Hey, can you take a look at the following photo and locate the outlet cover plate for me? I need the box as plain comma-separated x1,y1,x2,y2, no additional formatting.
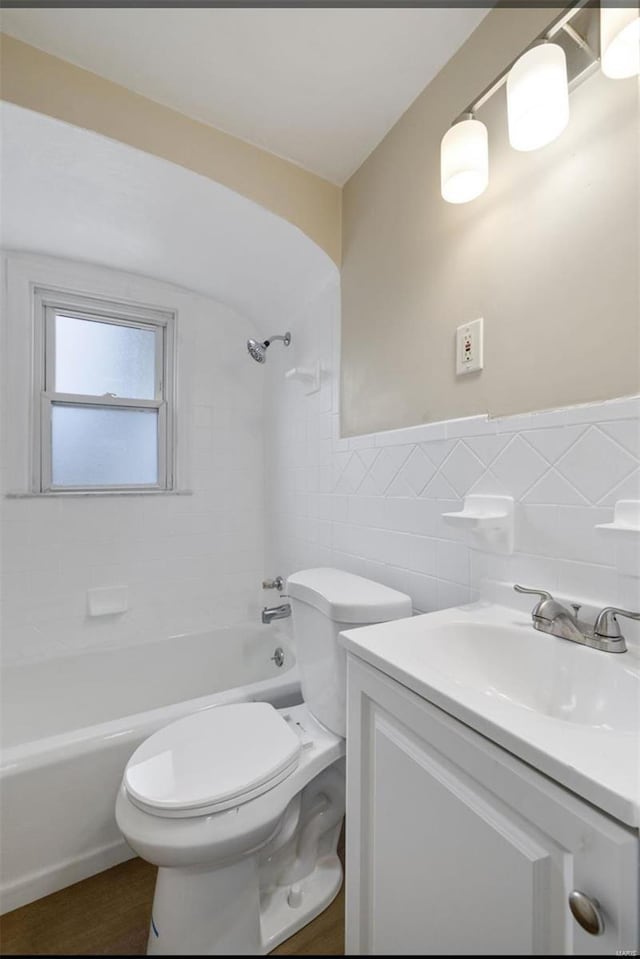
456,317,483,375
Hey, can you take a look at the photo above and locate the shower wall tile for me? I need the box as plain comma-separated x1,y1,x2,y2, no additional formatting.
265,278,640,641
1,254,265,665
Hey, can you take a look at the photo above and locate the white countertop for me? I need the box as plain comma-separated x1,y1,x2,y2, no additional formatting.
340,601,640,828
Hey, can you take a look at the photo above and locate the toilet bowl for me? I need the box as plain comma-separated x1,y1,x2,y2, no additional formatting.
116,568,411,955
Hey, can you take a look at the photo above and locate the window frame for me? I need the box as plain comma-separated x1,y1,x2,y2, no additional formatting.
33,287,176,494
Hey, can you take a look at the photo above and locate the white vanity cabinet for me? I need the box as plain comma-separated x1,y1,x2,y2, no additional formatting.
345,655,639,956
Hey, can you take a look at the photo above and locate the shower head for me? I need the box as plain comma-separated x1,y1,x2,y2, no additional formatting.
247,338,267,363
247,331,291,363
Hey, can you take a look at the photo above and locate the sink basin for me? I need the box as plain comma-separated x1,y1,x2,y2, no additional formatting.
413,621,639,733
340,601,640,826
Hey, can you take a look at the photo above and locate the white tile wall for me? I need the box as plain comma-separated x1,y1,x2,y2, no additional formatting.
265,277,640,643
2,258,638,666
0,254,266,665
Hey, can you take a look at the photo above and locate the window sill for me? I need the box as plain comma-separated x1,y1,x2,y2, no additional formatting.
5,489,193,499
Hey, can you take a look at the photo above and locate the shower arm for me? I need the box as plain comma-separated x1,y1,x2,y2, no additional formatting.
264,332,291,347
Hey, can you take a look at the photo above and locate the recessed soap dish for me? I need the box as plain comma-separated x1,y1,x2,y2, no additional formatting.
443,494,514,553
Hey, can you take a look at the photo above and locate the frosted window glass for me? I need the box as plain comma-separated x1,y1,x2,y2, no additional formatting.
55,315,156,399
51,406,158,487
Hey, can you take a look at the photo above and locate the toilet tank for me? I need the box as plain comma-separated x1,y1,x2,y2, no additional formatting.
287,568,412,736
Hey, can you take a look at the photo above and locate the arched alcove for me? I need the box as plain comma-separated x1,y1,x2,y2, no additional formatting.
1,102,338,331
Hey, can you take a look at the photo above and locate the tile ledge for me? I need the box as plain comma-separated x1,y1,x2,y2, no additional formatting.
351,395,640,449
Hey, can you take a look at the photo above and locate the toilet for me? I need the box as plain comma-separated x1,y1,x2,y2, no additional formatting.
115,568,411,955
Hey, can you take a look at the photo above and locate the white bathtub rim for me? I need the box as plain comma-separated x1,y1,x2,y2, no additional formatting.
1,662,300,776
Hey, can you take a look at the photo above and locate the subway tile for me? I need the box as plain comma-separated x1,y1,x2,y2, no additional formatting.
436,580,471,610
402,570,439,613
409,536,438,576
555,560,618,607
613,534,640,578
515,504,561,557
509,553,558,592
375,529,414,568
348,495,386,529
436,540,470,585
384,496,440,536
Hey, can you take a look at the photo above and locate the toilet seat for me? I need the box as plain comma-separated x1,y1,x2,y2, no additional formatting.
124,702,302,819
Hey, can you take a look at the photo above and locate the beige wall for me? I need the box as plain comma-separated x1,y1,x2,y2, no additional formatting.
0,33,341,265
341,7,640,435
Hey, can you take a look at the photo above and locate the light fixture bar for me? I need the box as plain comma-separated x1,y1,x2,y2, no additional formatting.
455,0,596,124
545,0,594,41
560,21,597,60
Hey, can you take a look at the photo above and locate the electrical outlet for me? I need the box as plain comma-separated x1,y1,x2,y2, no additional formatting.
456,317,484,375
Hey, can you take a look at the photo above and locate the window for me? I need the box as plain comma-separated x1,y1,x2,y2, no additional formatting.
34,288,176,492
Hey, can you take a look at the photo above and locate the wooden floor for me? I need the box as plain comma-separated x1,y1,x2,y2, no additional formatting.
0,855,344,956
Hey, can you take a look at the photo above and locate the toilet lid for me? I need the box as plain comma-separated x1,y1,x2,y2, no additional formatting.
124,702,301,817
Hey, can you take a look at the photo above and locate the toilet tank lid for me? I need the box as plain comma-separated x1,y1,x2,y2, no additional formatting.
287,568,412,624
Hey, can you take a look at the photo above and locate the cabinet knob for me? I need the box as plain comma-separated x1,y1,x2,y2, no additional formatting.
568,890,605,936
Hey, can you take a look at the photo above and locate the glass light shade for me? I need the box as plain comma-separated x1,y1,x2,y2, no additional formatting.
601,4,640,79
507,43,569,152
440,118,489,204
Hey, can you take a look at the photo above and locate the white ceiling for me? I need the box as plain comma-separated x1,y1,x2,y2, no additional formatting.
0,6,489,184
0,103,336,328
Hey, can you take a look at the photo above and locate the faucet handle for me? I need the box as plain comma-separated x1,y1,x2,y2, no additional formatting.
513,584,556,620
594,606,640,640
262,576,285,591
514,584,553,601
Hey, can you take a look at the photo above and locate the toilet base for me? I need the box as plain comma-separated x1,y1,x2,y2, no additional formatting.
146,849,343,956
260,852,343,954
145,759,345,956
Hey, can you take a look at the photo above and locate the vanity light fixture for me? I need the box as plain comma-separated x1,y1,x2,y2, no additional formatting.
506,43,570,151
440,114,489,203
600,2,640,78
441,0,634,204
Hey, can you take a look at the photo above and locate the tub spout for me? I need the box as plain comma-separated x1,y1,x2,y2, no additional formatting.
262,603,291,625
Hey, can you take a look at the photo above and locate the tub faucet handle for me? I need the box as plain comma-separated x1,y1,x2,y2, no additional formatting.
262,576,284,591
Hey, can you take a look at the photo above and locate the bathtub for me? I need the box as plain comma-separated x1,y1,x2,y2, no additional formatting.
0,624,300,914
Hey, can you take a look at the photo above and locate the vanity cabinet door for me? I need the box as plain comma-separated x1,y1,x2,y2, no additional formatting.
345,656,639,956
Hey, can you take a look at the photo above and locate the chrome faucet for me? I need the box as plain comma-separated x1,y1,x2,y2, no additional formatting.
262,603,291,625
514,585,639,653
